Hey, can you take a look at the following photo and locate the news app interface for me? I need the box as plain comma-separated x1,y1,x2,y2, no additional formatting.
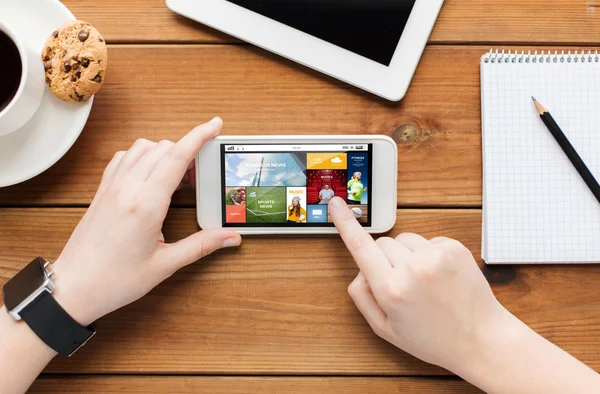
221,143,372,227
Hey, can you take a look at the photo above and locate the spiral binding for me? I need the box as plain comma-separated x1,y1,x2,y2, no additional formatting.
482,49,600,64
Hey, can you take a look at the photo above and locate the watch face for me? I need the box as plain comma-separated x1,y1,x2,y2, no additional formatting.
2,258,47,311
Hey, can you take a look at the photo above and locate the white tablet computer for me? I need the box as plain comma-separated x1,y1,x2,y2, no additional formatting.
166,0,444,101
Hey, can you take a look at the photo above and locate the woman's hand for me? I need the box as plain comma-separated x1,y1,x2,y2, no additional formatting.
328,197,508,376
51,118,242,326
330,196,600,393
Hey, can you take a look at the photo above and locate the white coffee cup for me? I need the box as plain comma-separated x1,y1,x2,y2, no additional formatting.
0,21,45,136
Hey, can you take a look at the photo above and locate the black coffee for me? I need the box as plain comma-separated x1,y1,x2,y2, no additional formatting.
0,30,22,113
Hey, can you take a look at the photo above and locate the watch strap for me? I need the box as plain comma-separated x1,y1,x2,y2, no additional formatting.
19,290,96,356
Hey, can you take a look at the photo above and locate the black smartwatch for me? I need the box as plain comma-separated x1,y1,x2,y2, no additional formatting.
2,257,96,356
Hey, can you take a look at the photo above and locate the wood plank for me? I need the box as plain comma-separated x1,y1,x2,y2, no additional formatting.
28,376,481,393
62,0,600,44
0,44,487,207
62,0,233,44
434,0,600,45
2,208,600,374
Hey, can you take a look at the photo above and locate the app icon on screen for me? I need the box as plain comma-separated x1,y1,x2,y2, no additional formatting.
245,187,287,223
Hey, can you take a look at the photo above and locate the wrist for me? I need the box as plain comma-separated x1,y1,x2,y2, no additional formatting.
454,306,530,388
0,305,57,393
51,258,98,327
0,305,57,357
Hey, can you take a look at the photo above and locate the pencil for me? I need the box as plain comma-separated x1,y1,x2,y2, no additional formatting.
532,97,600,204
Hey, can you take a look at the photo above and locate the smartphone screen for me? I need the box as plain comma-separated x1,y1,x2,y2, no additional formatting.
221,143,373,227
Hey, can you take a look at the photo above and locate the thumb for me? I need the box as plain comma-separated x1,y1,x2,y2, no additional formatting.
159,228,242,273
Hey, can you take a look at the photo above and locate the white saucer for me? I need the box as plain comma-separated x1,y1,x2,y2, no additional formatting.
0,0,93,187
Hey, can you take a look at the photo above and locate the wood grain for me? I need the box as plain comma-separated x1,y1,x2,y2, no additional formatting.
28,376,480,393
2,208,600,374
62,0,600,45
6,0,599,391
0,44,486,207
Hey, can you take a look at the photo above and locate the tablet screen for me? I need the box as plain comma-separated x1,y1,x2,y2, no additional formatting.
221,143,372,227
226,0,417,66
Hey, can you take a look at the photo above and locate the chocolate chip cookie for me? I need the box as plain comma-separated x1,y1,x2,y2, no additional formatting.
41,20,107,103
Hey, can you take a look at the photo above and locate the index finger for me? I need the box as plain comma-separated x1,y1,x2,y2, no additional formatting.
150,117,223,193
329,197,392,283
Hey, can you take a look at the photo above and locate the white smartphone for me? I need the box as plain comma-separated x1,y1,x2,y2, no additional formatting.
196,135,398,235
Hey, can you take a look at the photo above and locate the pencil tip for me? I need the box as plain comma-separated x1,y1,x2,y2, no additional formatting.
531,96,536,101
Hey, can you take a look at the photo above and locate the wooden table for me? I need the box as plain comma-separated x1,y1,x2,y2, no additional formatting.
1,1,600,392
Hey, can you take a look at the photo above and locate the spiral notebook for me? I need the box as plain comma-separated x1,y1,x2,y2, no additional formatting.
481,49,600,264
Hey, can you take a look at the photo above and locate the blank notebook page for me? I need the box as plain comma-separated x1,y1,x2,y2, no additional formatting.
481,51,600,264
